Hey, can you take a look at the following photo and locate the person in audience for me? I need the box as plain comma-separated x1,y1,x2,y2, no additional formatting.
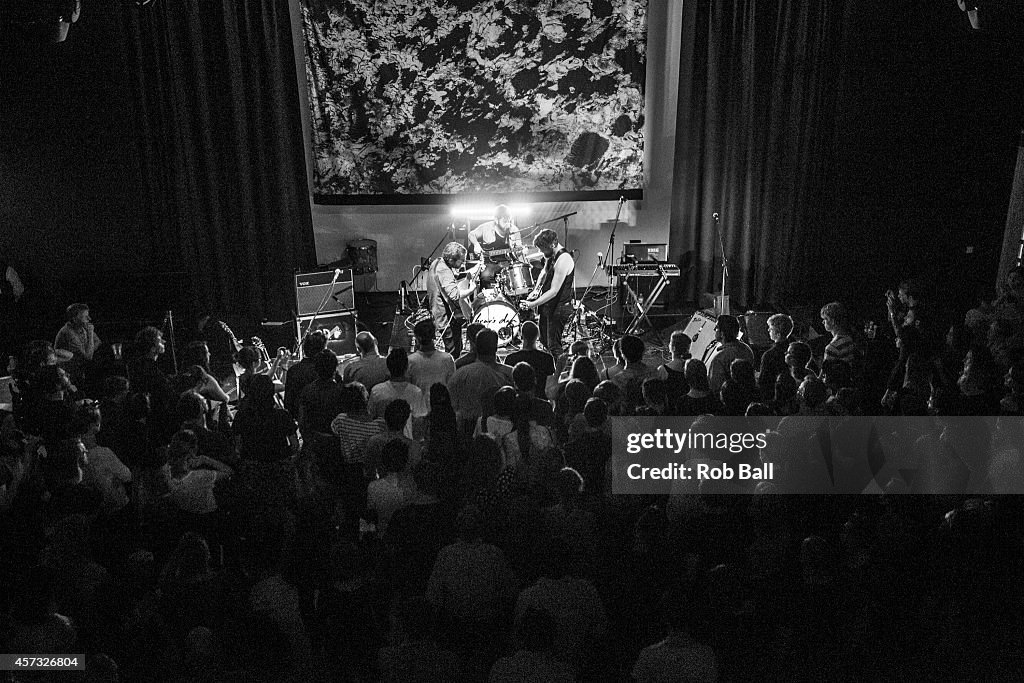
707,315,754,396
501,392,555,474
455,322,486,369
330,382,385,524
366,398,421,478
166,428,233,515
506,320,557,395
785,340,814,382
128,326,174,436
719,380,750,416
448,328,513,434
511,362,555,426
957,344,1001,415
369,347,426,438
490,607,574,682
821,301,859,366
797,376,829,416
593,380,623,416
175,391,233,466
562,398,612,495
54,303,101,371
476,385,517,440
384,460,449,594
887,278,927,338
407,319,456,406
773,370,799,416
194,310,239,382
758,313,794,398
426,504,517,642
174,363,231,408
611,334,657,413
298,349,344,436
631,587,718,683
729,357,760,406
820,358,853,398
75,401,131,516
233,375,298,462
366,440,411,536
603,338,625,381
637,377,669,416
554,379,591,441
283,330,327,417
677,359,721,415
378,597,461,682
24,364,76,441
546,354,599,401
657,330,691,400
342,331,389,391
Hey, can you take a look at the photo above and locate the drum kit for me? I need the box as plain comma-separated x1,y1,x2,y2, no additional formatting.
465,246,539,348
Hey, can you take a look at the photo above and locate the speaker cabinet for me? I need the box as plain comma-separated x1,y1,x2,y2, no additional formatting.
294,269,355,317
682,310,719,363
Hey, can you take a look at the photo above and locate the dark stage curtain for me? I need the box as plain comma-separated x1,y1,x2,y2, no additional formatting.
671,0,852,310
121,1,314,321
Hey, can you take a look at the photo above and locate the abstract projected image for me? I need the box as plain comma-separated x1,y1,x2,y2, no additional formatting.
301,0,647,201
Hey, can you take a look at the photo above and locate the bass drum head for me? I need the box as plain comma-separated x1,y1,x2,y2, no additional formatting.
472,300,520,348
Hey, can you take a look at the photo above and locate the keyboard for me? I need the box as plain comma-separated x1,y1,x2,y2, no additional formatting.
612,263,681,277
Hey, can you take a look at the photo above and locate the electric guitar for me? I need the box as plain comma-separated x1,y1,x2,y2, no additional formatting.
434,261,481,341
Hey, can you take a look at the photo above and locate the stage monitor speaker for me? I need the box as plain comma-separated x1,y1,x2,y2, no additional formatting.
682,310,719,363
295,269,355,317
296,312,357,357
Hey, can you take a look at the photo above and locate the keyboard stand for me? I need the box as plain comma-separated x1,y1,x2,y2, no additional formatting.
624,271,669,336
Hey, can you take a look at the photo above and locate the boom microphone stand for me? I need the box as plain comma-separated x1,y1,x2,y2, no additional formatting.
713,212,730,316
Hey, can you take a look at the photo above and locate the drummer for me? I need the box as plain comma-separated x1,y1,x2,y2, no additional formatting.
468,204,523,289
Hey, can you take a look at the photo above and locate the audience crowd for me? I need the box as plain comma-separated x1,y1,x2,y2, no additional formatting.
2,280,1024,681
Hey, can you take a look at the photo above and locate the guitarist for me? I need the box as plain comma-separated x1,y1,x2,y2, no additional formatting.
428,242,480,357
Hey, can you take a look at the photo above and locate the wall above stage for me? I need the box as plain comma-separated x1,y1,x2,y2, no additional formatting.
288,0,682,293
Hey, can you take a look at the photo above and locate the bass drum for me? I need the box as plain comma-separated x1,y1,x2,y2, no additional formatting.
472,291,521,348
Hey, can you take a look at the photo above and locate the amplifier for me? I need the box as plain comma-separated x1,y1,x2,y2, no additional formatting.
294,269,355,317
296,312,357,357
682,310,719,363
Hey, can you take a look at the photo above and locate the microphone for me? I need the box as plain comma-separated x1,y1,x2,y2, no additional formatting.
712,212,720,222
597,251,604,268
618,196,626,205
333,268,343,279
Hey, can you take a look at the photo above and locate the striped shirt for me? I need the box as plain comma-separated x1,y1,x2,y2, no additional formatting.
824,334,858,365
330,414,385,464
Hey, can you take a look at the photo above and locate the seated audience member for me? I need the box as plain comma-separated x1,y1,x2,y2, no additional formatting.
707,315,754,396
631,588,718,683
378,597,461,682
176,391,233,466
455,322,486,369
677,359,722,416
342,331,389,391
511,362,554,426
636,378,669,416
820,358,854,398
233,375,298,462
426,504,517,637
773,371,799,416
75,401,131,516
657,330,691,400
174,363,231,407
368,348,426,438
475,385,517,440
758,313,794,398
166,429,233,515
562,398,612,495
298,350,344,435
611,335,657,413
505,321,557,395
797,377,829,416
407,319,456,406
785,340,814,382
490,608,574,683
284,331,327,417
366,398,421,478
820,301,859,366
448,329,513,434
366,440,411,535
54,303,101,371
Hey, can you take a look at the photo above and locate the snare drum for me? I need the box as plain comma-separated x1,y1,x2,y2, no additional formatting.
500,263,535,296
472,291,521,347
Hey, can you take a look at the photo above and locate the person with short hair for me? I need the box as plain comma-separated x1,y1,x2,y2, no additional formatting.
167,428,233,515
366,439,411,535
657,330,691,408
298,350,345,435
365,398,421,479
510,361,554,426
447,328,514,434
428,242,480,357
407,319,456,406
821,302,859,366
456,322,486,369
343,331,389,391
368,348,426,438
54,303,101,365
785,341,814,382
706,315,754,396
611,334,657,414
505,321,556,396
677,359,722,416
758,313,794,398
519,229,575,354
284,331,327,417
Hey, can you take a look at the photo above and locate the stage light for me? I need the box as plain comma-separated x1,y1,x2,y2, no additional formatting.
449,204,533,220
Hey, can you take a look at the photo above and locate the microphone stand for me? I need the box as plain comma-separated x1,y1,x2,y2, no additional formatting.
713,212,730,316
411,222,458,307
605,197,625,330
296,268,342,357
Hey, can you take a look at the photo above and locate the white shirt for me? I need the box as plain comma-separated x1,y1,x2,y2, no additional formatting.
83,446,131,513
